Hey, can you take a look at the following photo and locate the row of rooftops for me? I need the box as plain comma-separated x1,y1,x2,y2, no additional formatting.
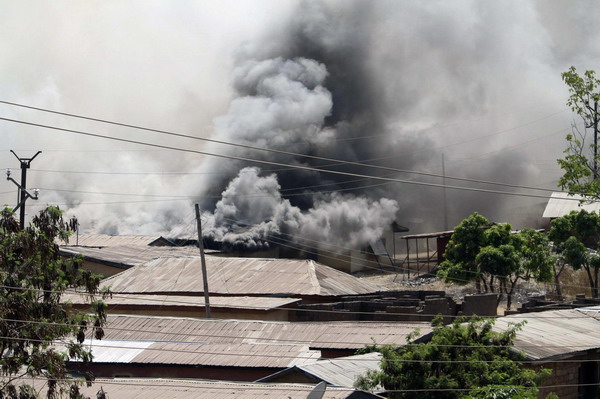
11,377,377,399
91,308,600,363
39,307,600,398
54,231,600,396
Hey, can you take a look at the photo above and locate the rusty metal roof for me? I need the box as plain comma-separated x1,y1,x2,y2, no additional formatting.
400,230,454,239
63,292,300,310
259,352,382,387
99,256,383,296
98,314,431,350
59,234,167,247
60,245,202,269
494,308,600,361
6,378,383,398
61,340,320,368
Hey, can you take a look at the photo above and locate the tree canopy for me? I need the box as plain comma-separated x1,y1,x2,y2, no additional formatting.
0,206,107,399
437,213,553,309
355,317,552,399
548,209,600,298
557,66,600,198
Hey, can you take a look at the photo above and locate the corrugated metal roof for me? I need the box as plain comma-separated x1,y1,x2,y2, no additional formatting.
260,352,382,387
60,245,201,269
97,314,431,350
542,192,600,218
99,256,382,296
59,234,165,247
494,308,600,360
57,340,153,363
5,378,383,398
400,230,454,239
63,340,320,368
62,292,300,310
296,353,382,386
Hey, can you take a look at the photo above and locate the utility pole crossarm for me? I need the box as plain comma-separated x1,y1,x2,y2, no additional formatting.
6,150,42,229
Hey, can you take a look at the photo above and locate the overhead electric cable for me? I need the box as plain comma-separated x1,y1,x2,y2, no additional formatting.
0,116,593,201
16,375,600,393
0,100,571,193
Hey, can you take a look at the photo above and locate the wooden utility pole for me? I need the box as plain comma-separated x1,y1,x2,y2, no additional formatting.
442,152,448,231
195,204,211,318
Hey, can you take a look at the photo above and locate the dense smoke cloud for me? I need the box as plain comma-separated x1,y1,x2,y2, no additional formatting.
201,167,398,250
2,1,600,245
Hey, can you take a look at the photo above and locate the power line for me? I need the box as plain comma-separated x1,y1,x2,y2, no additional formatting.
0,100,574,194
0,99,570,165
0,116,591,202
17,375,600,394
0,319,597,365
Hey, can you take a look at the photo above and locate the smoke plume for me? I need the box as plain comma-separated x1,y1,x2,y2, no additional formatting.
2,1,600,247
202,167,398,250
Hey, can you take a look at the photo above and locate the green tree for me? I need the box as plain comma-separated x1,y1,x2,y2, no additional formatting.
557,66,600,197
548,209,600,298
355,318,551,399
0,207,108,398
437,212,490,293
438,214,553,309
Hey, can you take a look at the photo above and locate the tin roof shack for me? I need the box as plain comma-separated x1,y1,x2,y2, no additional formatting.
398,230,454,276
492,308,600,399
257,352,382,387
59,245,203,277
6,378,384,399
63,293,300,321
542,192,600,228
314,240,395,275
61,339,321,381
98,256,384,304
96,314,432,359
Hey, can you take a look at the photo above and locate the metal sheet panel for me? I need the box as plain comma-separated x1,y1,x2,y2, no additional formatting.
296,352,382,387
131,342,320,367
60,245,201,268
56,339,152,363
62,293,300,310
97,314,431,350
5,378,383,399
542,192,600,218
98,256,383,296
494,308,600,360
59,234,163,247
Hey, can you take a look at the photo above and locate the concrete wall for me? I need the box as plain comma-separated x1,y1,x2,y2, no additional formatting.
461,294,498,317
316,249,381,274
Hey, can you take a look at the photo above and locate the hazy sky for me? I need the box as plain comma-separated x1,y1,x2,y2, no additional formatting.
1,0,600,240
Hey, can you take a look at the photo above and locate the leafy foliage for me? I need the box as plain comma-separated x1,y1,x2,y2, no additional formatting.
0,207,108,398
548,209,600,297
557,67,600,197
437,212,489,289
355,318,551,399
437,213,553,309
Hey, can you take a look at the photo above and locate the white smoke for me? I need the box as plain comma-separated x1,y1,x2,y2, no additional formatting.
196,56,333,193
202,167,398,250
3,1,600,238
